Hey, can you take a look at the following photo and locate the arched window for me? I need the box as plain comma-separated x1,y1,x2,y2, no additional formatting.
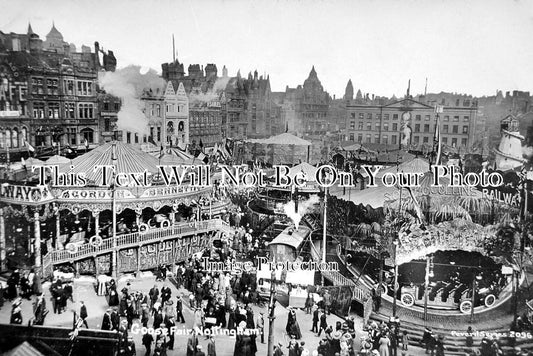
80,128,94,144
12,128,19,148
5,130,11,148
21,127,27,146
0,131,4,148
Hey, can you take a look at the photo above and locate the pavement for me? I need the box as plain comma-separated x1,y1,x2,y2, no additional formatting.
0,275,372,355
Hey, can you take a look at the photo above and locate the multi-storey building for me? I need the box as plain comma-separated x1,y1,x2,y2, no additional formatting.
0,24,117,155
189,99,222,147
274,66,331,139
162,54,276,141
140,81,189,148
345,97,478,151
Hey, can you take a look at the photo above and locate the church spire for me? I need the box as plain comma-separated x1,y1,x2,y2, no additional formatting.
27,22,34,35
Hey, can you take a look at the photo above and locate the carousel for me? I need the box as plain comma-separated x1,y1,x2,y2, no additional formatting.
337,156,526,318
0,142,233,279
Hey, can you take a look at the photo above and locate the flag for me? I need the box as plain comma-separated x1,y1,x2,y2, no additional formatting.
25,140,35,153
197,152,208,164
199,139,204,149
433,113,442,165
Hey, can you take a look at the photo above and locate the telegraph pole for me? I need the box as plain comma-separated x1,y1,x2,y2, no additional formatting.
267,268,276,356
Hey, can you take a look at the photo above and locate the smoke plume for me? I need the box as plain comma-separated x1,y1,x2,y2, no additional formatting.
523,146,533,159
189,76,231,104
98,66,166,136
283,195,320,229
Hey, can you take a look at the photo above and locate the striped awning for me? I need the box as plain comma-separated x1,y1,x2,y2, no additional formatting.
58,142,160,185
4,341,45,356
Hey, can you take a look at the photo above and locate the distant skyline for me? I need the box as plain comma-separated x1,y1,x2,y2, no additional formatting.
1,0,533,98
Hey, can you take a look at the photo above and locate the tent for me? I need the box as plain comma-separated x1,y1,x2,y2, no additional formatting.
157,147,198,165
287,162,318,182
45,155,70,166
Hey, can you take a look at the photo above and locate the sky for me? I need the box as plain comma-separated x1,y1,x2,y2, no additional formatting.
1,0,533,98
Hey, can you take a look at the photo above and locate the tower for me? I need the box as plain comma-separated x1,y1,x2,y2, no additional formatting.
344,79,354,101
163,81,189,147
494,114,526,170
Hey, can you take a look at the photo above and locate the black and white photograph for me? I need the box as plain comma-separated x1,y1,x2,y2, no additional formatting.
1,0,533,355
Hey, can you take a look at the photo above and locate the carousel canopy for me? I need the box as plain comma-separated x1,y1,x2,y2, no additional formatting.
46,155,70,165
342,143,375,153
25,157,45,166
4,341,45,356
157,147,199,166
246,133,311,146
287,162,318,182
59,142,161,184
375,157,429,179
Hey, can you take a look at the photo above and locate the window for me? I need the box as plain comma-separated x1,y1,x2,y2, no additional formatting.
156,105,161,117
114,102,120,111
464,100,470,107
104,102,109,111
382,135,388,144
456,99,460,106
443,137,448,144
414,136,420,144
135,133,139,143
358,113,364,119
423,137,429,143
350,121,355,130
393,114,398,120
452,125,458,134
366,123,372,131
366,134,371,143
150,127,154,140
32,77,44,94
46,79,59,95
76,81,93,96
462,126,468,134
443,125,448,133
461,138,467,146
65,103,75,119
68,128,77,145
391,135,397,145
376,114,382,120
48,103,60,118
150,104,154,116
415,124,420,132
351,113,356,119
64,79,74,95
392,123,398,131
11,129,19,148
415,115,421,121
157,127,161,141
349,133,354,141
444,116,449,121
384,114,390,120
374,134,379,142
383,123,389,131
33,102,45,118
5,130,11,148
375,123,380,131
126,132,131,144
358,122,363,130
425,115,430,121
104,118,111,132
453,116,459,122
78,103,94,119
451,138,457,147
463,116,469,122
81,128,94,144
424,124,430,133
357,134,363,143
367,113,372,119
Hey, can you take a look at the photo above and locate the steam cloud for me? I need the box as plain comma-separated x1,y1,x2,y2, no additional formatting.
189,76,231,104
523,146,533,159
98,65,166,136
283,195,320,229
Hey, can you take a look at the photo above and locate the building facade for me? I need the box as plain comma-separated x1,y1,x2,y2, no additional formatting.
345,98,478,151
0,24,118,156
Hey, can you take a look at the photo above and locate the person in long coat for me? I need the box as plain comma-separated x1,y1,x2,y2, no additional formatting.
379,333,391,356
233,323,254,356
101,309,112,330
187,331,198,356
228,306,237,330
108,284,119,306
